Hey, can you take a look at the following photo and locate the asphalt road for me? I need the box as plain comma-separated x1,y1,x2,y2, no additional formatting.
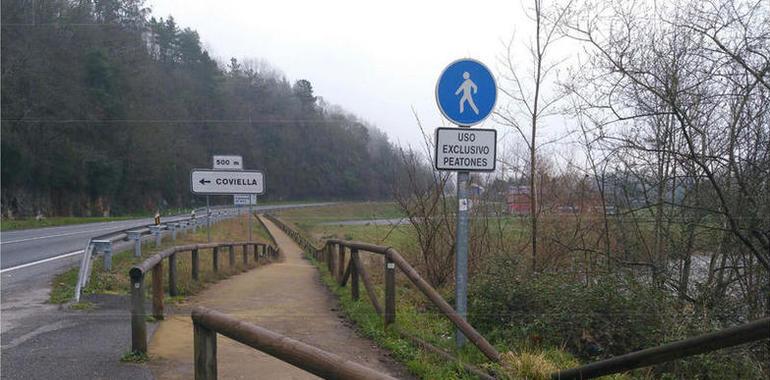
0,202,330,379
1,218,165,270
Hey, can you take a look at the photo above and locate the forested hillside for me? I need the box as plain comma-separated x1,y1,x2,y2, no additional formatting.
1,0,408,217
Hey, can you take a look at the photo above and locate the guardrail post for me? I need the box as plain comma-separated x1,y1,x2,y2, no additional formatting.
191,248,200,280
242,244,248,266
194,319,217,380
193,218,198,233
170,223,178,241
351,249,360,301
92,240,112,271
129,269,147,353
152,261,164,319
169,253,178,297
128,231,142,257
385,253,396,327
228,245,235,268
213,247,219,273
338,244,346,284
150,225,162,248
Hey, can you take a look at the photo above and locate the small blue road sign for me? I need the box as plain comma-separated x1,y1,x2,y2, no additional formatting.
436,58,497,126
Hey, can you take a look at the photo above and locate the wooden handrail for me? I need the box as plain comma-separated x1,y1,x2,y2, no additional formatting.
192,306,397,380
551,317,770,379
128,240,278,354
267,213,770,378
265,214,501,363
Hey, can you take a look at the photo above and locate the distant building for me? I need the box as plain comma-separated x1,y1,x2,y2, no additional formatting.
505,185,531,214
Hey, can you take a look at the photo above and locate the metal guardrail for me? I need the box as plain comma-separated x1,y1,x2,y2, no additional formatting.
191,306,396,380
74,208,237,302
128,240,281,353
263,214,501,364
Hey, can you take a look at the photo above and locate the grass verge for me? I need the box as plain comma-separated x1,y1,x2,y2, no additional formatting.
308,253,485,379
49,214,273,304
120,350,149,363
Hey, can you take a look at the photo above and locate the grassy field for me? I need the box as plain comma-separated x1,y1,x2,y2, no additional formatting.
277,201,403,226
50,214,273,305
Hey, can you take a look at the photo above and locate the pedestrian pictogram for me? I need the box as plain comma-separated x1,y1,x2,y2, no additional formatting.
455,72,479,114
436,59,497,126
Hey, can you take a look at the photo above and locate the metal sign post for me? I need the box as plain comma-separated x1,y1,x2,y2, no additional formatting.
436,58,497,349
248,196,254,241
455,170,470,347
206,196,211,243
233,193,256,241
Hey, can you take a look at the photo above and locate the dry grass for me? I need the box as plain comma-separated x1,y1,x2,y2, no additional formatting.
53,214,274,303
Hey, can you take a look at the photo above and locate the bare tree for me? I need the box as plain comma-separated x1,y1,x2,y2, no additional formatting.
495,0,573,272
563,0,769,318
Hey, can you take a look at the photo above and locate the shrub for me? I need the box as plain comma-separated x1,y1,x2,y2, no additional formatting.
468,253,765,378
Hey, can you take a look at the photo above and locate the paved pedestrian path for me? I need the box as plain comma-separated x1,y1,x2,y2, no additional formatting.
147,215,410,379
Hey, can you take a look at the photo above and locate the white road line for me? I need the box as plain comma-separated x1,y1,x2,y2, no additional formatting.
0,224,134,245
0,250,85,273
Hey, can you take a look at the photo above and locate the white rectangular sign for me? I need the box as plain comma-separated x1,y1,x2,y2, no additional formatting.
191,169,265,195
213,155,243,170
234,194,257,206
434,127,497,171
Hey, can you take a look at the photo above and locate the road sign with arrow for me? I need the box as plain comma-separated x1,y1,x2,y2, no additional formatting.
190,169,265,195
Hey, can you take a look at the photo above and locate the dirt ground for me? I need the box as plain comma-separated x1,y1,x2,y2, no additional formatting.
147,215,411,379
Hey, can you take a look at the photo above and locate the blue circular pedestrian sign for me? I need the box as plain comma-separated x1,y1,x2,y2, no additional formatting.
436,58,497,126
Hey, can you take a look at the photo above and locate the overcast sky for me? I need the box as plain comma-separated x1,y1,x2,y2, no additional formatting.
148,0,538,150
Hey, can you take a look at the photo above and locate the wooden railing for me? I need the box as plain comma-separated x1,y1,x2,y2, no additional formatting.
191,306,396,380
266,214,770,380
550,316,770,379
263,214,500,366
128,241,280,353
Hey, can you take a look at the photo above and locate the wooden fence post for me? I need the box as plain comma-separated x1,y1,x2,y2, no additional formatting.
213,247,219,273
338,244,346,284
192,248,200,281
229,245,235,268
152,262,164,319
194,321,218,380
353,253,383,316
385,254,396,327
129,269,147,353
169,253,178,297
351,249,360,301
